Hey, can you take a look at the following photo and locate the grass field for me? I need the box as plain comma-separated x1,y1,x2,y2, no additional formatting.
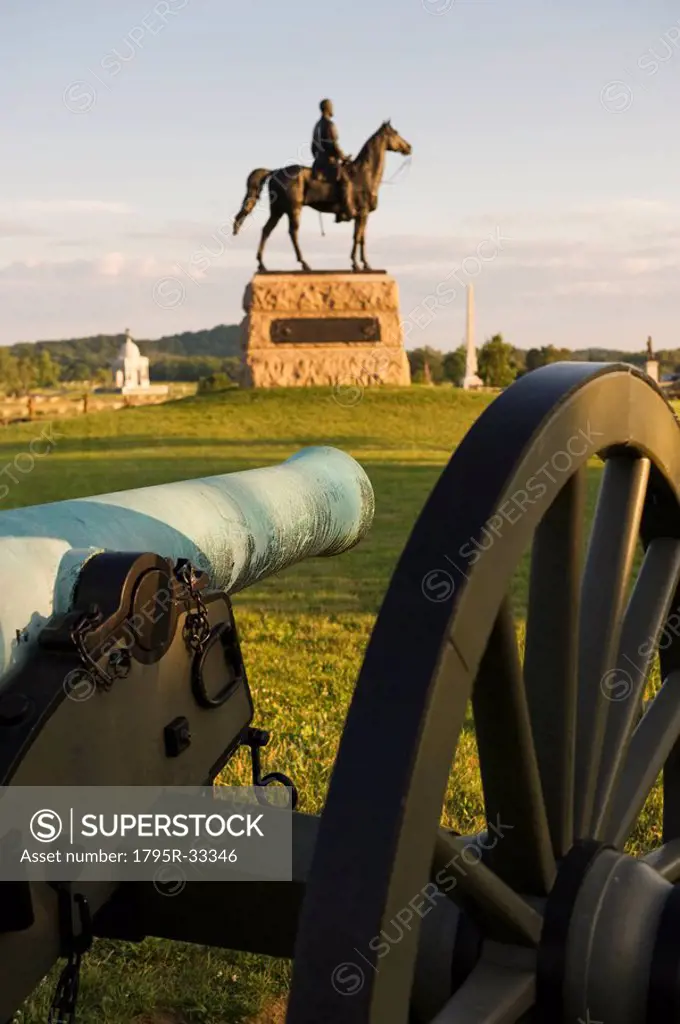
4,386,668,1023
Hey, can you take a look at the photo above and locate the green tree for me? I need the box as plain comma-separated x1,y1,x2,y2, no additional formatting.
525,345,573,372
478,334,517,388
16,357,38,395
93,366,112,386
0,349,20,395
442,346,466,385
62,360,93,383
408,347,444,383
510,346,527,376
34,350,60,388
148,356,242,382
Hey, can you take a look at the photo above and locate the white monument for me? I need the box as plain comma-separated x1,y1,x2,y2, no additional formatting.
645,336,659,383
460,284,484,390
111,329,151,392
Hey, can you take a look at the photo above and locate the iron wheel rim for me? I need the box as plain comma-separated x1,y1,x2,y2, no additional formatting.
288,363,680,1024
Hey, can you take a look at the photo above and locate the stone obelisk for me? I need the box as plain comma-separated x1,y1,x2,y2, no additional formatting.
461,283,483,389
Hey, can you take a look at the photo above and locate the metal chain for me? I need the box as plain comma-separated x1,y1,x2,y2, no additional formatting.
70,606,113,692
47,893,92,1024
48,954,81,1024
176,560,211,654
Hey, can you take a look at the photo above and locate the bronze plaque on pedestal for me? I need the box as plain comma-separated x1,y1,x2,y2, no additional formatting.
270,318,381,345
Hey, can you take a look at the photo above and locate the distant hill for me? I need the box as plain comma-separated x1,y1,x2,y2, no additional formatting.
7,331,677,389
9,325,242,382
572,348,647,363
572,348,680,373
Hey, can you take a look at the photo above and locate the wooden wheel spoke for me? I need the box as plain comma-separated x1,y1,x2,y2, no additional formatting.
605,670,680,847
412,897,463,1021
663,743,680,841
430,959,535,1024
433,832,543,947
591,538,680,838
524,469,584,858
472,600,555,894
575,455,650,838
643,838,680,881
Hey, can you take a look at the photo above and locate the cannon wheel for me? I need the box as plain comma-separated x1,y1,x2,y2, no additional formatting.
287,363,680,1024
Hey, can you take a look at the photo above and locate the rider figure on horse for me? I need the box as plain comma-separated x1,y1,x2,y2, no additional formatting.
312,99,357,223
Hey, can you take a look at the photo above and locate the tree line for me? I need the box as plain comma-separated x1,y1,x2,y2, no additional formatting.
407,338,668,387
0,326,242,394
0,325,671,394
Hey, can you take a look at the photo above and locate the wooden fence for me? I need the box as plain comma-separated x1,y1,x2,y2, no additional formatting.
0,385,196,426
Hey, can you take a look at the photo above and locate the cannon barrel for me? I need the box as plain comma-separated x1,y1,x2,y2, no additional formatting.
0,445,373,680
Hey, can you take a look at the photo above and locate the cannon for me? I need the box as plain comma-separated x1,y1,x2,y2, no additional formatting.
2,362,680,1024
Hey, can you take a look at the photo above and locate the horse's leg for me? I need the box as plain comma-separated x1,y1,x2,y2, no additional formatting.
359,215,372,271
256,201,283,272
288,205,311,272
351,217,361,272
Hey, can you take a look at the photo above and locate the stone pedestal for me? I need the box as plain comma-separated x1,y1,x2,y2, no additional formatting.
645,359,659,383
240,272,411,388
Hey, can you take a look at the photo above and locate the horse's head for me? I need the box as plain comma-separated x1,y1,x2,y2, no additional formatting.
381,120,412,156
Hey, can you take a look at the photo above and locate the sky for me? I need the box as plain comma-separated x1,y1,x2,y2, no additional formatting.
1,0,680,352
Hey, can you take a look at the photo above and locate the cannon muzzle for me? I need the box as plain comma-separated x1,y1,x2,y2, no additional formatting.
0,446,373,680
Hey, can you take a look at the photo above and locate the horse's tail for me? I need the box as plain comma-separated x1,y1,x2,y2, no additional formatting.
233,168,272,235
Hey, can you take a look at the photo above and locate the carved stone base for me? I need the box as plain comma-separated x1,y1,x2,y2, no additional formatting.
239,272,411,388
461,374,485,390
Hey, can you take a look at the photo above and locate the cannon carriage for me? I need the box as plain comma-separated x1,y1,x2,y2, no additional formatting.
1,362,680,1023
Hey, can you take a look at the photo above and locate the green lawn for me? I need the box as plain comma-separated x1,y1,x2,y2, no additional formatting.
5,386,666,1023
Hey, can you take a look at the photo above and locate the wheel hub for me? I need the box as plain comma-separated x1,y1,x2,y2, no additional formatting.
537,841,679,1023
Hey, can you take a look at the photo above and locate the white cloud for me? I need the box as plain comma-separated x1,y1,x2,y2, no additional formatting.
0,195,679,349
0,221,51,238
126,220,224,242
95,252,126,277
553,280,630,297
575,198,674,218
0,200,133,216
0,254,172,286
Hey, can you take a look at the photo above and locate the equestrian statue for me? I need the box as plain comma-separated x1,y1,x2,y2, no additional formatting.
232,99,412,273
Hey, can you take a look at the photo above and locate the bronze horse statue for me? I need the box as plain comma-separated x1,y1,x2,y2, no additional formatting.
232,121,412,273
